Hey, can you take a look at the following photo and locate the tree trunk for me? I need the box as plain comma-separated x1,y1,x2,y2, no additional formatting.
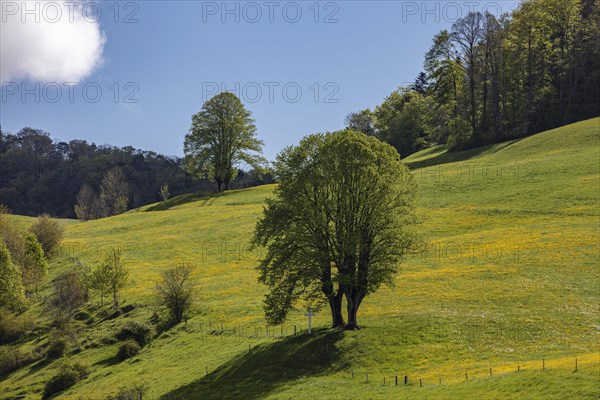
344,291,364,330
113,287,119,309
216,179,223,192
328,292,345,328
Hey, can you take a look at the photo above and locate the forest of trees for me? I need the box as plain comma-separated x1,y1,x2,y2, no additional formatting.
347,0,599,155
0,127,272,218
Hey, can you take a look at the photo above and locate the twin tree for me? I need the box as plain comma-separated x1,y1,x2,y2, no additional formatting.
185,92,419,330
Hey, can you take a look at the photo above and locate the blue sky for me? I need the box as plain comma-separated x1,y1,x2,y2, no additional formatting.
0,1,519,161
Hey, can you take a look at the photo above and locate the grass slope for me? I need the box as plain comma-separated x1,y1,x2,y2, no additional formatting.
1,118,599,399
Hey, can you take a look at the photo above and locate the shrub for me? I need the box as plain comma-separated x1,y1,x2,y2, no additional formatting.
115,321,154,347
46,337,68,359
154,263,198,324
0,309,34,344
42,362,88,399
116,340,140,361
110,383,148,400
50,271,88,317
0,346,40,376
30,214,64,257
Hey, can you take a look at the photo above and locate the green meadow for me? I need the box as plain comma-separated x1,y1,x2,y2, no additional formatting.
2,119,599,399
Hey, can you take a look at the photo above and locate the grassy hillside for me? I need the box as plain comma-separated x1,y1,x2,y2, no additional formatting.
2,118,599,399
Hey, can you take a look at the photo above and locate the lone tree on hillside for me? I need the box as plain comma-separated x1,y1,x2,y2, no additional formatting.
159,184,170,210
252,130,419,330
94,248,129,308
184,92,266,192
155,263,198,324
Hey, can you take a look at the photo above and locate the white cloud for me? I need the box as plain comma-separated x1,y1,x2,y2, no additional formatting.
0,0,106,82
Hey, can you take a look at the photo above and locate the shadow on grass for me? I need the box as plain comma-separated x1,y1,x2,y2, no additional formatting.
405,138,525,170
145,192,219,212
160,329,345,400
93,356,120,367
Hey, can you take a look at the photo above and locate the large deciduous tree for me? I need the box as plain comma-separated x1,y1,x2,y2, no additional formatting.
184,92,265,192
452,11,484,146
252,130,419,330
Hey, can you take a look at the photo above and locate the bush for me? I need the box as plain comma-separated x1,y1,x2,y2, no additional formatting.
154,263,198,324
50,271,88,317
0,309,34,344
115,321,154,347
42,362,88,399
110,383,148,400
46,337,68,359
30,214,64,257
116,340,140,361
0,346,40,376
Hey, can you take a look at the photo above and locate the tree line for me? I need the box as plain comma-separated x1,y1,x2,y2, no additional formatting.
346,0,599,154
0,127,272,218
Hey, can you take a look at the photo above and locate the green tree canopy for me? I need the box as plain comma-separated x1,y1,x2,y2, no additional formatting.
252,130,419,329
184,92,266,192
94,248,129,309
19,231,48,292
0,239,28,313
